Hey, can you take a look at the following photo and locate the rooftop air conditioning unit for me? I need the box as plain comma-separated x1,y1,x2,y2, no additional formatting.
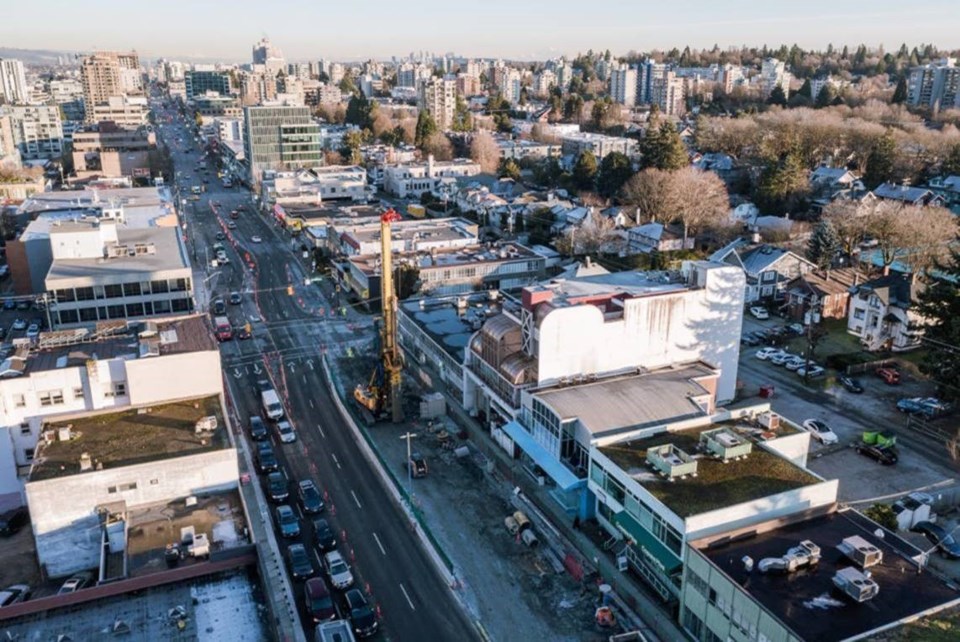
837,535,883,569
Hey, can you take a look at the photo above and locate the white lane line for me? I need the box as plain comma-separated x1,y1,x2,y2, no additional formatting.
351,490,362,509
309,399,315,409
399,583,416,611
317,424,326,438
373,532,386,556
331,453,342,470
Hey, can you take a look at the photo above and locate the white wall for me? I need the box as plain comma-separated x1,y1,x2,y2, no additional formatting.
27,448,238,576
126,351,223,406
536,264,745,402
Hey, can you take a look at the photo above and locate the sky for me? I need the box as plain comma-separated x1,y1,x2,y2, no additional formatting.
2,0,959,62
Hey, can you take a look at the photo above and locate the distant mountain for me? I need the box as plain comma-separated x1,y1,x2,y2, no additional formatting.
0,47,79,66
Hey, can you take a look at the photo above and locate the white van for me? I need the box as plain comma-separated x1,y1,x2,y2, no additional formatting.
260,383,284,421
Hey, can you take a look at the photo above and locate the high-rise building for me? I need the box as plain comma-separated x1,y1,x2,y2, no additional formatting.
185,70,232,101
650,71,686,116
80,51,141,121
8,105,64,160
0,59,29,104
609,64,637,106
252,38,285,77
243,105,322,184
637,61,668,105
419,77,457,130
760,58,791,98
498,69,522,104
907,58,960,112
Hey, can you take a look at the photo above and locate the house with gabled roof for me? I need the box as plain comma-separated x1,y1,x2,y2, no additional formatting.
871,182,947,207
847,272,925,352
927,175,960,206
710,239,815,303
810,166,863,192
786,267,861,320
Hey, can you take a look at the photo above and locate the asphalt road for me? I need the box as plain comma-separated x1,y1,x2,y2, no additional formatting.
155,102,479,642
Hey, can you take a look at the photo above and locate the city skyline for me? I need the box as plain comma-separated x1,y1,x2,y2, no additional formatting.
2,0,959,62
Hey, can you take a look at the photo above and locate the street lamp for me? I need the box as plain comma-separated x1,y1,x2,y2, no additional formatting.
399,431,418,502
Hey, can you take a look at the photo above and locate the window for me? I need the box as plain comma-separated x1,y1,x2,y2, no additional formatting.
74,287,95,301
51,391,64,405
125,303,144,317
12,394,25,408
73,387,84,399
107,482,138,493
58,309,79,324
150,280,169,294
122,282,142,297
24,448,34,461
20,423,30,436
854,309,865,320
79,307,98,322
150,478,159,485
115,382,127,397
38,392,52,407
104,283,124,298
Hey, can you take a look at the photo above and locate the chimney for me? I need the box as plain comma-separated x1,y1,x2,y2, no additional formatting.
882,265,890,277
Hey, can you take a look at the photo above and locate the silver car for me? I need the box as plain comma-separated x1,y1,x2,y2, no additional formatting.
323,550,354,589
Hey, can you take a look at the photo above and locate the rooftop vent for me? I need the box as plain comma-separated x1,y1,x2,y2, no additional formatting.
79,452,93,472
832,567,879,603
837,535,883,569
700,427,752,462
195,416,218,434
646,444,698,481
758,540,821,574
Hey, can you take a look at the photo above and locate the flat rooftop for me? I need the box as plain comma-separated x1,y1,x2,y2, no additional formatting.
400,292,512,360
18,187,172,221
696,510,960,642
349,242,539,273
341,216,478,248
30,395,227,481
45,227,189,282
528,269,693,305
599,422,817,518
534,364,716,438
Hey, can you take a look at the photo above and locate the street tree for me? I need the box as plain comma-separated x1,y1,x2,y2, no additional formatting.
469,131,500,174
916,244,960,401
497,158,521,181
620,168,672,222
422,132,454,161
414,110,437,148
668,167,731,243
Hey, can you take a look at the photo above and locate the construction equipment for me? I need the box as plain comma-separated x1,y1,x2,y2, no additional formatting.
354,208,405,422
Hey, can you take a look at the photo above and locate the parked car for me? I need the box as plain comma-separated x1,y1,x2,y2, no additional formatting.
838,376,864,394
216,231,226,240
0,584,31,607
251,235,262,243
298,480,325,514
236,326,252,340
801,419,839,445
323,551,354,589
256,442,279,473
854,443,898,465
770,351,799,366
0,507,29,536
876,367,901,385
755,347,780,360
912,521,960,559
796,365,825,378
287,543,315,580
25,323,39,338
2,299,15,310
786,323,805,335
898,397,947,418
276,420,297,444
229,291,242,305
305,577,337,622
266,471,289,503
344,588,379,638
784,357,806,371
212,299,226,315
275,505,300,538
57,571,93,595
314,518,338,552
749,306,769,320
11,319,26,331
249,416,268,441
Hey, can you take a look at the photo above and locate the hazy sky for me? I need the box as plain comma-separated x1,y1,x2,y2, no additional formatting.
2,0,958,61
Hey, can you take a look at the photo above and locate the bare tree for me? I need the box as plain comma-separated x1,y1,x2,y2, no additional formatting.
556,210,621,255
667,167,731,243
620,168,673,222
422,132,454,161
371,111,393,139
896,205,959,274
469,131,500,173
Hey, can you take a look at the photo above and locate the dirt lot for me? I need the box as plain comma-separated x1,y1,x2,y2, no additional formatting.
0,524,42,590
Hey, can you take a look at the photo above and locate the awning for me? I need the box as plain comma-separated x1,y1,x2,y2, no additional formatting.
502,421,583,492
614,511,682,574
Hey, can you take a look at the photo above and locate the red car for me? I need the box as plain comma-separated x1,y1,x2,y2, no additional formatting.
876,367,900,385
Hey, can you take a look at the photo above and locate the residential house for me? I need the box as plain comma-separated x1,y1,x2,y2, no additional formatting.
626,222,694,255
847,272,925,352
599,206,637,229
927,175,960,206
785,268,861,320
710,239,815,303
810,166,862,192
871,182,947,207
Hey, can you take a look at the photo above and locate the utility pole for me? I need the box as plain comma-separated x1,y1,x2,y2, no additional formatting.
400,431,418,501
803,294,822,384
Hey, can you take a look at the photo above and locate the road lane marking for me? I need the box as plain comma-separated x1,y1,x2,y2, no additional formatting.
399,583,416,611
351,490,362,509
309,399,315,409
373,532,386,556
331,453,341,469
317,424,326,438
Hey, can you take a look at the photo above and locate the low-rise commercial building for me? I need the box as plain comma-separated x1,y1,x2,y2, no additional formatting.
333,216,478,256
383,156,482,198
561,132,638,160
70,123,156,183
260,166,373,211
88,96,150,129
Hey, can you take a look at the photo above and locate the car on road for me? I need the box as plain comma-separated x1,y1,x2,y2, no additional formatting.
313,518,338,551
912,521,960,559
344,588,379,638
275,505,300,538
265,471,289,503
251,235,262,243
255,442,279,473
287,543,314,580
11,319,25,331
0,584,31,607
304,577,337,623
57,571,93,595
770,351,799,366
276,420,297,444
801,419,839,445
755,347,780,360
15,301,29,311
236,326,252,340
249,416,268,441
796,365,825,378
229,291,242,305
749,306,769,320
25,323,39,338
212,299,226,315
854,443,898,465
227,221,237,229
741,333,762,347
838,376,864,393
298,479,324,514
2,299,15,310
216,231,225,240
323,550,353,589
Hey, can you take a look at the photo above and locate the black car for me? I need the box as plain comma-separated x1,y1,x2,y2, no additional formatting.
839,376,864,394
287,543,314,580
212,299,226,315
313,518,337,551
344,588,379,638
0,508,28,536
298,480,324,514
249,416,268,441
256,443,279,473
229,292,242,305
854,443,898,465
912,521,960,559
266,471,289,502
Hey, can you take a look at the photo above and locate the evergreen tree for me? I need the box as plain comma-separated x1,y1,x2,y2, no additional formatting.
892,77,908,104
414,110,437,148
639,118,662,170
916,246,960,401
755,147,810,214
807,220,841,269
345,92,376,130
656,122,689,171
596,152,633,198
497,158,521,181
815,83,837,108
572,151,598,190
796,79,812,99
766,85,788,106
863,131,897,189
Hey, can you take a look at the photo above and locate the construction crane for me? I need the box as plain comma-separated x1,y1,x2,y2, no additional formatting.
354,208,405,423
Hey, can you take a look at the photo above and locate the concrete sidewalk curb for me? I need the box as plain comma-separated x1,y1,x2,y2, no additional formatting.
319,357,463,595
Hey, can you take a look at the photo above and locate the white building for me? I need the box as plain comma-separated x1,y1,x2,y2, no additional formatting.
561,132,638,160
907,58,960,112
382,156,481,199
89,96,150,128
261,166,373,207
847,272,924,352
650,71,685,116
499,69,522,104
609,64,637,106
533,70,556,97
0,59,29,104
419,77,457,131
760,58,791,98
7,105,64,161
